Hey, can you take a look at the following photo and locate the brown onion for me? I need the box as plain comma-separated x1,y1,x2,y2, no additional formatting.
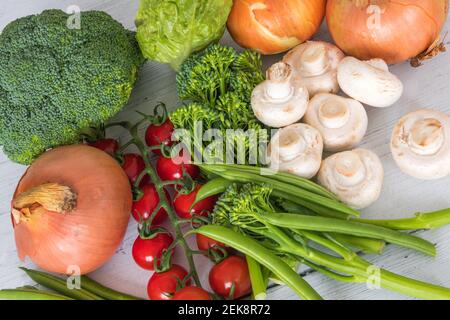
326,0,448,64
227,0,326,54
11,145,132,275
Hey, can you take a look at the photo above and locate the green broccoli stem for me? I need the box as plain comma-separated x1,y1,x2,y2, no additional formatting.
263,213,436,256
351,209,450,230
263,223,450,300
199,165,358,218
108,121,202,287
331,234,386,255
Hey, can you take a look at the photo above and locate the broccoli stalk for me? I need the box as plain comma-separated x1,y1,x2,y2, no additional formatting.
212,183,450,300
0,9,144,164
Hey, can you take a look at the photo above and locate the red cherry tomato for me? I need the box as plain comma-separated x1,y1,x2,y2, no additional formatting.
145,119,174,156
196,233,227,252
121,153,149,186
173,184,217,219
89,139,118,156
147,264,190,300
209,256,251,299
132,233,173,271
156,151,199,181
172,286,211,300
132,184,169,225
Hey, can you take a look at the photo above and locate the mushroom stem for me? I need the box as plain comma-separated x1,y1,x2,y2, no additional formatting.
300,43,329,76
265,62,294,100
366,58,389,71
13,183,77,222
333,152,366,187
318,98,350,129
408,118,444,156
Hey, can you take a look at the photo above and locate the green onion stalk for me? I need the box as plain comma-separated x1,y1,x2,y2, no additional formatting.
197,183,450,300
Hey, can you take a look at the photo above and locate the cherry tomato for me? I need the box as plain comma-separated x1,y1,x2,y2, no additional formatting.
132,184,169,225
147,264,190,300
172,286,211,300
121,153,149,186
173,184,217,219
145,119,174,156
156,151,199,181
89,139,118,156
209,256,251,299
132,233,173,271
196,233,227,253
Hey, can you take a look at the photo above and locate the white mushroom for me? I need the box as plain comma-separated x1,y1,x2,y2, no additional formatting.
267,123,323,179
304,93,368,152
283,41,345,97
390,109,450,180
337,57,403,108
317,149,384,209
251,62,309,128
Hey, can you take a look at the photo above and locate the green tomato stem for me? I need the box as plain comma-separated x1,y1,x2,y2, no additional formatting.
127,122,202,288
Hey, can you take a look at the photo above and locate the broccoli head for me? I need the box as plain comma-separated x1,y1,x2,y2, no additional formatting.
176,44,264,106
0,9,144,164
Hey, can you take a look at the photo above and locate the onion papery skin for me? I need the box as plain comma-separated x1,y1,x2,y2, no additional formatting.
227,0,326,54
326,0,449,64
12,145,132,275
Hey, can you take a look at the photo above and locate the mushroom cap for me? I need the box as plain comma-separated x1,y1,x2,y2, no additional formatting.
337,57,403,108
317,148,384,209
283,41,345,97
251,63,309,128
304,93,368,152
267,123,323,179
390,109,450,180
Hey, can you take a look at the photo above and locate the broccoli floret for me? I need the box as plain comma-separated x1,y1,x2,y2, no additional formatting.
230,50,266,103
176,45,265,107
169,103,219,138
0,9,144,164
176,44,237,106
174,44,267,165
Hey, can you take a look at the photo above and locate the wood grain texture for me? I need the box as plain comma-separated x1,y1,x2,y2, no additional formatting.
0,0,449,300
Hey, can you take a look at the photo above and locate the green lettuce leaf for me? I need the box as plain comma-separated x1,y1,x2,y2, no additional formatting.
135,0,232,70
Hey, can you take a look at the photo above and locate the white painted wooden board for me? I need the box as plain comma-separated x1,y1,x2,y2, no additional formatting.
0,0,449,300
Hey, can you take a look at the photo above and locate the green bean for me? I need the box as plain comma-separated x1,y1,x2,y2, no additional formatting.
200,166,359,217
352,208,450,230
0,288,73,300
245,256,267,300
263,213,436,256
192,225,323,300
79,276,141,300
20,268,103,300
201,164,338,200
193,177,232,206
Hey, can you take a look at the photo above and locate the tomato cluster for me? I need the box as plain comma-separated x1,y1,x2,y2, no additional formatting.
89,119,251,300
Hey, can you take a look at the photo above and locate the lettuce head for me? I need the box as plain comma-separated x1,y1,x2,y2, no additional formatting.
135,0,232,70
